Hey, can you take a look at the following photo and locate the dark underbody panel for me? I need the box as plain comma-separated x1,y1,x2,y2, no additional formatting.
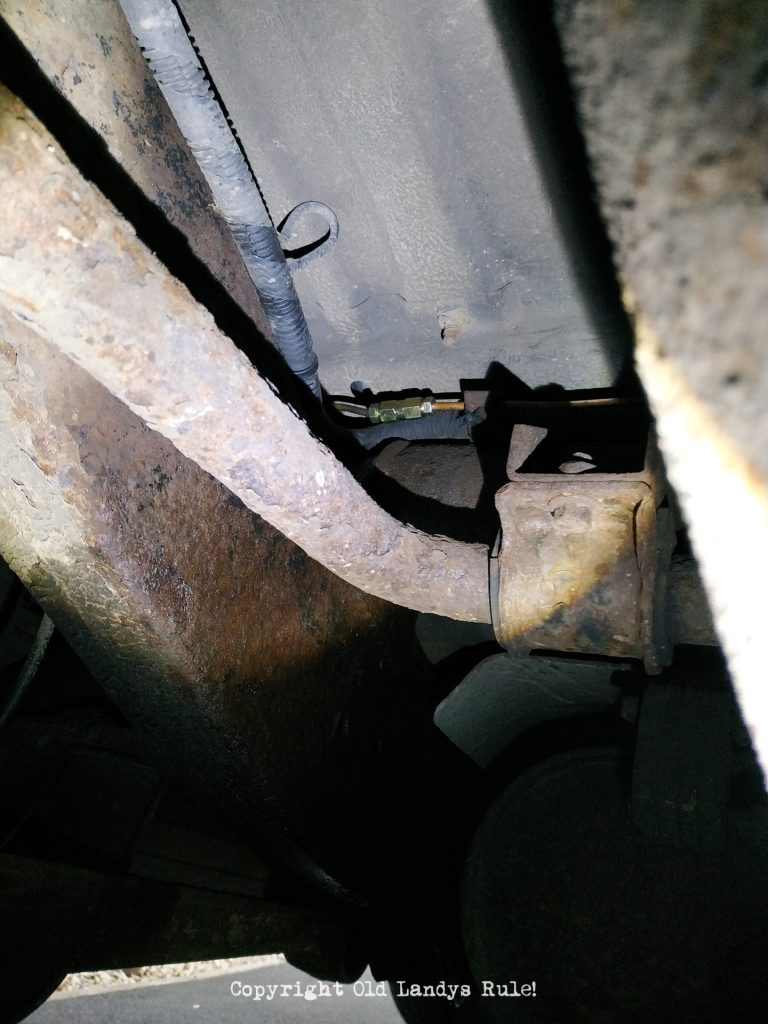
180,0,631,394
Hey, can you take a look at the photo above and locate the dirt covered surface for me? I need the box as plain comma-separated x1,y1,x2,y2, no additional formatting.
54,955,285,998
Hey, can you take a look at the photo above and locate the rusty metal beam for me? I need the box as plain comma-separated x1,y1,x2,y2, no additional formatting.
0,296,445,899
556,0,768,764
0,86,491,624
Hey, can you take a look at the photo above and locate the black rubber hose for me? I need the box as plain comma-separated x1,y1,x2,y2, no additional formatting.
353,411,481,450
119,0,321,397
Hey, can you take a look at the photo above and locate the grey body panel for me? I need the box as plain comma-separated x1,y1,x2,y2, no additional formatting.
180,0,628,394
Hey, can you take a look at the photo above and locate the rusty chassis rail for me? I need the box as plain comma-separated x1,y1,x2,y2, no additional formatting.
555,0,768,767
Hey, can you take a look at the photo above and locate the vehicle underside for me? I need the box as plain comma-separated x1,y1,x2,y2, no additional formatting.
1,2,767,1022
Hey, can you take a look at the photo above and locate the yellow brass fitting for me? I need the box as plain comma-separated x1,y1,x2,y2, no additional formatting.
368,395,435,424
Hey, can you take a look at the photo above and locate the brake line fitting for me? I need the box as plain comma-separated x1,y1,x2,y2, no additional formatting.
332,393,465,423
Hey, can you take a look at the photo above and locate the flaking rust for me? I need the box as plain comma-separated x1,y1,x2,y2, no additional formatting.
493,423,673,672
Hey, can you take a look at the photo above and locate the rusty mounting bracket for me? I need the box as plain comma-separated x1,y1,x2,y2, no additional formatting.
491,424,675,673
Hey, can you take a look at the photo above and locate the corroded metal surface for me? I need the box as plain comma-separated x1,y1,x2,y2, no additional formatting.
371,441,486,511
365,439,506,544
0,0,270,338
0,88,491,624
555,0,768,760
0,302,435,898
667,557,718,648
493,425,671,671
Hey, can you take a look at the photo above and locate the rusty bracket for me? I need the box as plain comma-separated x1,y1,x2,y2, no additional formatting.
491,424,674,673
